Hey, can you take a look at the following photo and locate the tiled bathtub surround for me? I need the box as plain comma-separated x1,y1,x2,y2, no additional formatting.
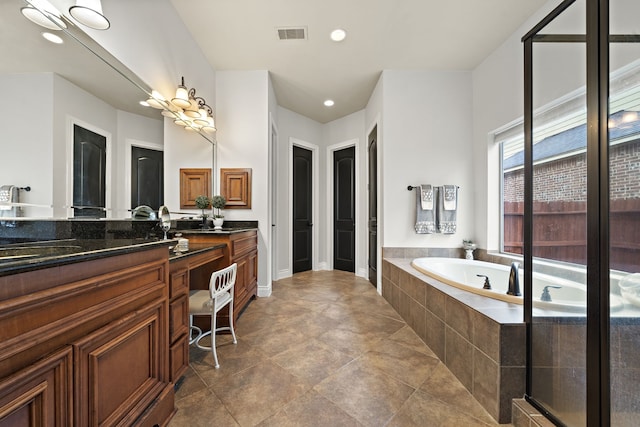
382,257,526,423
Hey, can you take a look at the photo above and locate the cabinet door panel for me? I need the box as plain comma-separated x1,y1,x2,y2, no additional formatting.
74,300,167,427
169,294,189,343
0,347,72,427
169,335,189,383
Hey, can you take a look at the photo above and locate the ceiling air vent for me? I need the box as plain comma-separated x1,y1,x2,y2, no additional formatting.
276,26,307,40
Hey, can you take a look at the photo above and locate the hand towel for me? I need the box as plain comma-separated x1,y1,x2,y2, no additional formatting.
438,185,457,234
415,185,436,234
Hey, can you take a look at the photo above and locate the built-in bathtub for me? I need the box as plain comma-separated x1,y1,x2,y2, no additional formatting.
411,257,626,312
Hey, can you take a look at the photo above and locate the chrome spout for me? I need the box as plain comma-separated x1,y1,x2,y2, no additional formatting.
507,262,521,296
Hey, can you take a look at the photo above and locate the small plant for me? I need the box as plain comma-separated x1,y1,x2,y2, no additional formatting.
211,195,226,218
195,195,211,218
462,239,476,249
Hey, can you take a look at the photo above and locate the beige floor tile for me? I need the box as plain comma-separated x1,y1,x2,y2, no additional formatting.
387,389,499,427
419,362,497,425
314,360,415,427
387,325,438,357
169,387,240,427
358,341,441,388
271,339,355,385
209,360,311,426
257,390,364,427
169,270,506,427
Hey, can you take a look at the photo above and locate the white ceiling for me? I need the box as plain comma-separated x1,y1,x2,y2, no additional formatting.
170,0,547,123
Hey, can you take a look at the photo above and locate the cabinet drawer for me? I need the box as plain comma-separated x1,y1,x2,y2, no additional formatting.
169,334,189,383
230,233,258,259
169,294,189,343
169,268,189,299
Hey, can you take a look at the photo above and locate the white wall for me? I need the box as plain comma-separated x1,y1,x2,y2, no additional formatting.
323,110,367,276
275,107,323,278
216,70,271,294
0,73,53,218
379,70,475,248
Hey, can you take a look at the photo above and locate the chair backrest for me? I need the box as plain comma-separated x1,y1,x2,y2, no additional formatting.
209,263,237,299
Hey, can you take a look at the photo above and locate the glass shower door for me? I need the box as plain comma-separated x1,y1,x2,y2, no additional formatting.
528,1,588,425
609,1,640,425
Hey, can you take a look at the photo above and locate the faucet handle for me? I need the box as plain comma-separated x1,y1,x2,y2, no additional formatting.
476,274,491,290
540,285,562,302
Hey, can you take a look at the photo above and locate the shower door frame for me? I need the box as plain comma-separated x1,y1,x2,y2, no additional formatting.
521,0,640,425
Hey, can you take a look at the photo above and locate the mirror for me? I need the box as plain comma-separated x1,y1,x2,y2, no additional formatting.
0,0,212,220
159,205,170,239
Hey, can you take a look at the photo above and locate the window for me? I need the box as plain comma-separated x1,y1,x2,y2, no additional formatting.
497,63,640,273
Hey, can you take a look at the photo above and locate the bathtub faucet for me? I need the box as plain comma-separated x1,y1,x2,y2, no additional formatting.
507,262,521,296
476,274,491,290
540,285,562,302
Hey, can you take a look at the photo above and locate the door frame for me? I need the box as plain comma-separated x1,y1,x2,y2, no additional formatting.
366,117,382,293
125,138,164,215
289,138,319,274
326,139,360,274
66,117,112,218
267,114,278,292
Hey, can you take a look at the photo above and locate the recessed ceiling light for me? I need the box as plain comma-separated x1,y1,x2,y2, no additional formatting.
324,99,335,107
330,29,346,42
42,32,63,44
140,100,150,107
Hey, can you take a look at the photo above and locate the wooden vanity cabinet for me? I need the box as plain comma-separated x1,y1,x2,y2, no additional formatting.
168,246,225,382
187,230,258,324
0,246,175,427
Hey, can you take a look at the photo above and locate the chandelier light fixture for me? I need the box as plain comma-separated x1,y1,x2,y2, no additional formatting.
146,77,216,133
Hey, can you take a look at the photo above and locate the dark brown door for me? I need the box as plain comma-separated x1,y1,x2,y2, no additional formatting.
334,146,355,272
131,146,164,210
293,146,312,273
73,124,106,218
368,127,378,287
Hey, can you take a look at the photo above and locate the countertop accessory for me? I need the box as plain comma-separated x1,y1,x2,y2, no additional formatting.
159,205,170,239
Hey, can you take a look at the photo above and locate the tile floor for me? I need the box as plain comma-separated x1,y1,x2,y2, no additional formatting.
169,270,511,427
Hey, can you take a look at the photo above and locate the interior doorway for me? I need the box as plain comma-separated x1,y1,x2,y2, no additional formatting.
131,146,163,210
333,146,355,272
368,126,378,287
73,124,106,218
292,145,313,273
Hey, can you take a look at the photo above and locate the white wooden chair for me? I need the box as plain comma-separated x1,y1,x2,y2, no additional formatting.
189,263,238,368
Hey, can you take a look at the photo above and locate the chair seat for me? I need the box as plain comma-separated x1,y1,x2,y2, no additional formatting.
189,289,232,315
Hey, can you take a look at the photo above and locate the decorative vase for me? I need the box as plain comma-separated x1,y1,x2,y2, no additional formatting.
213,217,224,230
463,243,476,260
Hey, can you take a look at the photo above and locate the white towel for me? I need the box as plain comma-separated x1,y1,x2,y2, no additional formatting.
443,185,457,210
415,185,436,234
420,185,434,210
438,185,457,234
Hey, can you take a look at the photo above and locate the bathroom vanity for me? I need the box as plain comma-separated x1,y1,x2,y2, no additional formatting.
0,239,177,426
177,228,258,329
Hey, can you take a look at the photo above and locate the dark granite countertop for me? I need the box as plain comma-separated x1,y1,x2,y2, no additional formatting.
0,238,174,277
